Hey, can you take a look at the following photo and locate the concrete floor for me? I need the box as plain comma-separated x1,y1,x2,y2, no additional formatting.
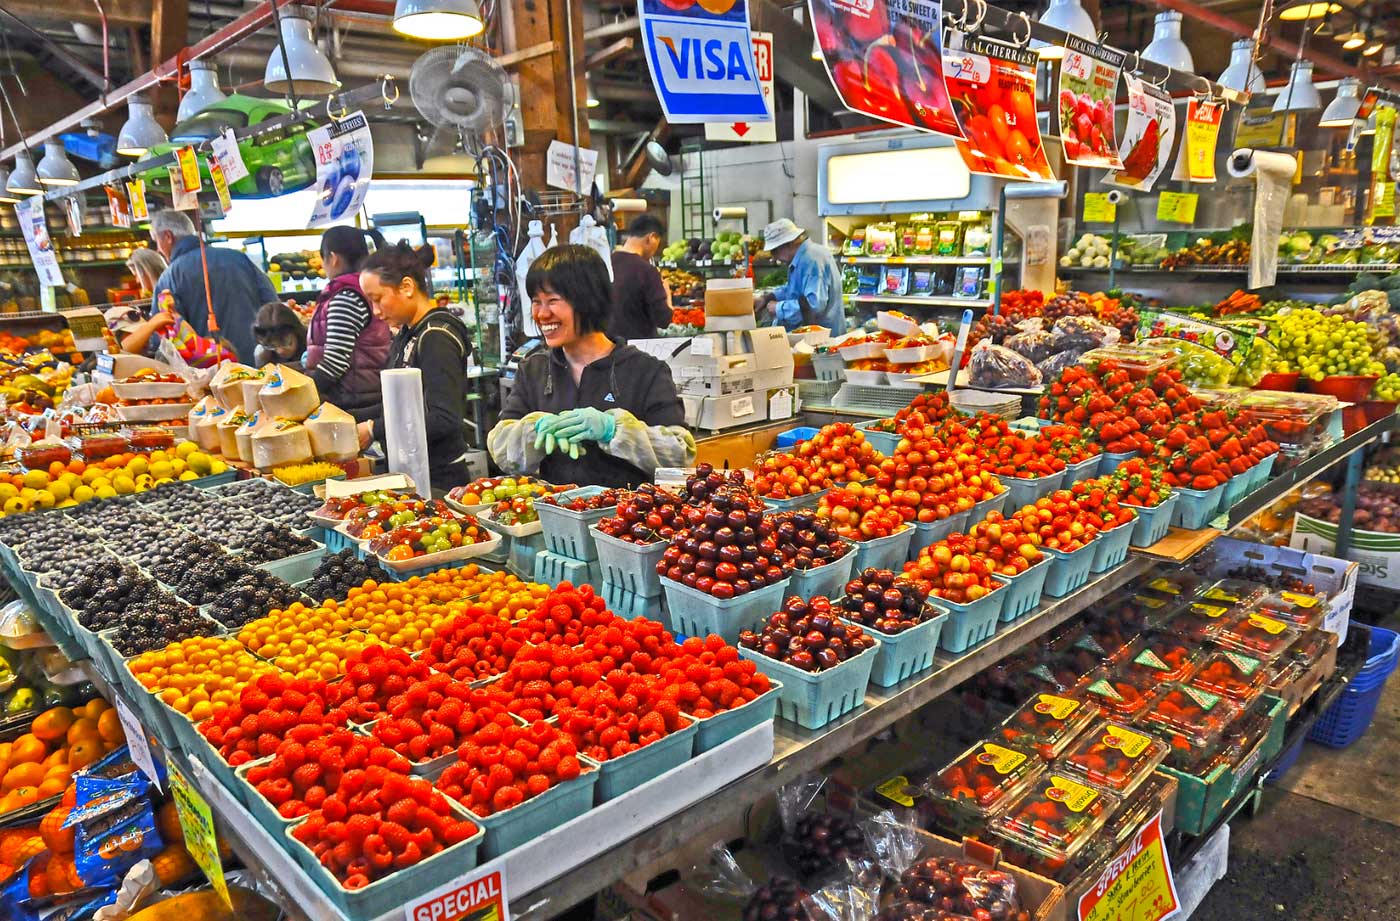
1192,618,1400,921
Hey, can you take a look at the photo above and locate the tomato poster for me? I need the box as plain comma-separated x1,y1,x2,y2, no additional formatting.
1056,38,1123,169
943,31,1054,181
1104,74,1176,192
809,0,963,137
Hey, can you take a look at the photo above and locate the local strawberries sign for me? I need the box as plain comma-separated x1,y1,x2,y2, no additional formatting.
406,867,507,921
809,0,963,138
1057,37,1124,169
639,0,772,124
1077,811,1180,921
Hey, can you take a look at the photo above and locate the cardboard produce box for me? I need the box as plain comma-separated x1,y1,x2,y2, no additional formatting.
1213,534,1357,643
705,278,757,331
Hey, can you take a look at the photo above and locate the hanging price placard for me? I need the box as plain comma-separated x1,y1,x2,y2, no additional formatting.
210,161,233,213
175,145,202,194
105,185,132,227
210,128,249,184
1184,98,1223,182
1056,38,1124,169
126,178,148,221
169,165,197,211
1105,74,1176,193
1156,191,1199,223
1077,812,1180,921
115,698,162,790
1083,192,1117,223
168,757,232,910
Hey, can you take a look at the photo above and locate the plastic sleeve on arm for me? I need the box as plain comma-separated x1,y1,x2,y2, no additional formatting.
601,409,697,475
487,412,552,475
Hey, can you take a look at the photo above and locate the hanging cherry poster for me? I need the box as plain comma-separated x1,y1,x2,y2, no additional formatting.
809,0,963,138
1056,38,1124,169
1104,73,1177,191
943,31,1054,181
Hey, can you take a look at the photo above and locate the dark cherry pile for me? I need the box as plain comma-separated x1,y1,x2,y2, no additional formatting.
771,511,851,571
884,857,1028,921
234,523,319,561
540,488,630,511
782,810,866,878
742,876,811,921
837,568,931,635
207,570,305,628
169,555,256,605
685,462,751,505
107,598,214,655
303,548,390,601
657,491,788,598
739,596,876,671
597,483,691,544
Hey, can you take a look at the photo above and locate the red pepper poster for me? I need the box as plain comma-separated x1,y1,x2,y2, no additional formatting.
1104,73,1177,192
809,0,963,137
943,32,1054,181
1057,37,1124,169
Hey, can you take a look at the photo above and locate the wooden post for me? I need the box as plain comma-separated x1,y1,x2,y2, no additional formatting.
150,0,188,126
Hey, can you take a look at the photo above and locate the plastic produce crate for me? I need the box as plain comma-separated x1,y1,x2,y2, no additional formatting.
257,544,328,584
1091,517,1137,574
740,640,879,730
851,527,914,573
321,528,356,553
774,426,820,449
475,765,600,858
594,718,698,801
1171,483,1224,530
234,758,298,838
1309,625,1400,748
844,608,948,687
662,576,791,643
592,527,667,598
1250,452,1278,490
855,419,901,456
535,549,602,591
761,489,826,512
1265,736,1306,785
1005,471,1065,511
600,581,656,620
1163,695,1287,835
1099,451,1138,475
534,486,616,560
938,582,1006,654
967,491,1009,526
1042,542,1096,597
908,513,970,561
1129,494,1179,548
786,550,857,601
997,560,1050,622
1063,454,1103,487
691,682,782,753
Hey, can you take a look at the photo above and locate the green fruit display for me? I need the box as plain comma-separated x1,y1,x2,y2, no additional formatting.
1265,309,1386,381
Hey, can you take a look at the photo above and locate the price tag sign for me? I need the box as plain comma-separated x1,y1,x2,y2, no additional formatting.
175,145,203,194
1156,191,1199,224
63,197,82,237
210,161,233,214
169,166,198,211
115,697,162,791
1084,192,1117,223
1184,98,1223,182
105,185,132,228
126,178,148,221
1077,812,1180,921
1376,183,1396,218
210,128,250,184
405,866,508,921
168,757,232,910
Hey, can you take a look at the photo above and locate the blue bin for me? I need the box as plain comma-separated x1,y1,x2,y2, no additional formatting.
998,562,1049,622
1130,493,1179,548
321,528,356,553
1170,484,1224,530
851,527,914,573
662,575,791,643
534,486,616,560
595,718,698,801
1099,451,1139,475
1219,472,1253,514
908,512,970,561
691,681,782,753
1265,735,1306,785
476,765,601,858
1005,470,1065,510
601,581,657,620
775,426,821,449
1250,452,1278,490
740,640,879,730
1308,626,1400,748
1063,455,1104,487
1042,542,1096,597
535,549,602,590
844,608,948,687
856,419,901,456
787,548,857,601
967,491,1009,527
235,757,299,838
1091,517,1137,574
937,587,1005,654
761,488,827,512
592,527,667,598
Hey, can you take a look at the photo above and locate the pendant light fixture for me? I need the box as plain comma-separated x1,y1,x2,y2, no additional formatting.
264,5,340,96
36,140,79,186
1036,0,1096,60
0,166,16,205
177,60,227,122
585,78,600,109
391,0,484,41
1142,11,1194,72
1362,41,1383,56
1319,77,1363,127
7,151,40,195
115,95,167,157
1217,39,1266,93
1279,1,1340,21
1273,60,1322,112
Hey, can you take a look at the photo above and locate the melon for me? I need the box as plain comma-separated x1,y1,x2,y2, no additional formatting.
257,365,320,421
304,403,359,461
252,419,314,470
209,362,263,411
217,410,250,461
191,399,226,453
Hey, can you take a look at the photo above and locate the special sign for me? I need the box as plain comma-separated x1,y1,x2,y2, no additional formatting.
639,0,772,124
406,866,507,921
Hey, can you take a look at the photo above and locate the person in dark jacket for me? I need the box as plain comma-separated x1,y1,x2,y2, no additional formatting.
356,242,473,489
608,213,671,341
490,244,694,489
306,225,392,422
252,301,307,367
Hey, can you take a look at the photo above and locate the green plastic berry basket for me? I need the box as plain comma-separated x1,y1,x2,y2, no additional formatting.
233,755,301,838
851,527,914,573
739,639,880,730
936,582,1006,654
1091,515,1138,574
1170,483,1224,530
1249,452,1278,490
592,526,667,598
690,681,783,753
1042,542,1097,597
998,560,1050,622
661,575,791,644
1129,493,1179,548
841,606,948,688
256,542,329,585
594,716,698,802
786,546,857,601
534,486,617,560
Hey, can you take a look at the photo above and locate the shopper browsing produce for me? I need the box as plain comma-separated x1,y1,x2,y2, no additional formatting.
609,213,672,342
251,301,307,367
756,218,846,336
357,241,475,489
489,244,695,488
304,225,391,422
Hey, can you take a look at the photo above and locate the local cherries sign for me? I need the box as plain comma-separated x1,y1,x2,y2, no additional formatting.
1056,38,1124,169
809,0,964,137
1105,73,1177,192
943,32,1054,181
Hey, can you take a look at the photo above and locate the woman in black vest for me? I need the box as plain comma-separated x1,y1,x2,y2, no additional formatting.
306,225,391,423
489,245,695,488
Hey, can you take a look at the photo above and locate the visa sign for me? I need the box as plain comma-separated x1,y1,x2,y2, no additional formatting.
640,0,772,124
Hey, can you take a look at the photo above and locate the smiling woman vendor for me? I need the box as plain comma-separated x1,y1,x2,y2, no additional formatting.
488,245,695,488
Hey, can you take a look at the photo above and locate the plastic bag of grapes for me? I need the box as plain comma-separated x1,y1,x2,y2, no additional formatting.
1148,338,1234,387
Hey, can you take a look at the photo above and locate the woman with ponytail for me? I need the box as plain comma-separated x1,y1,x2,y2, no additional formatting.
306,225,392,422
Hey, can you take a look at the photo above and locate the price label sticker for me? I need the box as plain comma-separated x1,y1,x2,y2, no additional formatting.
210,161,233,213
405,866,508,921
126,178,148,221
977,743,1027,775
1035,694,1081,720
1102,726,1153,759
168,757,232,910
876,775,917,808
175,145,203,194
1078,812,1180,921
115,697,162,791
1156,191,1199,223
1083,192,1117,223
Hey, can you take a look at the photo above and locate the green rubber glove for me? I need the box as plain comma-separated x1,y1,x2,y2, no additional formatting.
533,415,586,458
547,407,616,445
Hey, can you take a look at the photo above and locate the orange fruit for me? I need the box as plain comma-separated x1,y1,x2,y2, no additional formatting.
36,777,66,798
65,718,100,747
81,699,109,721
9,735,44,764
30,708,73,743
2,763,44,793
97,709,123,745
60,785,76,808
67,741,101,771
5,786,39,809
41,748,67,769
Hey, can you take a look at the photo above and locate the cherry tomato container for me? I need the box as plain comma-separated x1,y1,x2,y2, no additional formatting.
992,691,1099,761
1041,541,1097,598
1061,721,1170,797
851,525,915,573
739,635,880,730
1127,492,1179,547
1112,633,1203,689
997,557,1051,622
1005,469,1066,511
842,604,949,688
1255,589,1329,629
1152,600,1231,644
925,740,1046,838
1139,570,1208,603
1078,667,1156,721
1191,649,1270,707
1169,482,1224,529
1216,610,1300,661
1098,450,1140,477
936,577,1008,654
988,773,1121,879
855,419,901,456
1198,578,1267,609
1090,513,1137,574
908,511,971,561
1139,683,1244,770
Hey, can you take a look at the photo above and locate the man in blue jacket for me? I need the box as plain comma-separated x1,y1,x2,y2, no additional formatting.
149,209,278,364
756,218,846,337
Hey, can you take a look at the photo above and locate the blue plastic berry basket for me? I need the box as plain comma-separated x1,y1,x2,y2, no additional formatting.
594,717,699,801
1063,454,1104,487
534,486,617,560
474,761,601,858
1219,472,1253,513
690,681,783,753
774,426,820,449
1090,515,1137,574
856,419,901,456
851,526,914,572
1099,451,1139,475
535,549,602,590
740,639,879,730
592,526,667,598
257,543,328,584
321,527,356,553
967,490,1009,527
761,488,827,512
1041,542,1097,597
661,575,792,643
1005,470,1065,510
936,582,1007,654
787,547,857,601
997,559,1050,622
600,581,657,620
1129,493,1179,548
842,607,948,687
908,512,970,561
1170,483,1224,530
1250,452,1278,490
1309,625,1400,748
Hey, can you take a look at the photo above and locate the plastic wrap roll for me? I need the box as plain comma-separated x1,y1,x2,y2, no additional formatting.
1228,148,1298,290
381,368,432,496
713,206,748,222
611,198,647,213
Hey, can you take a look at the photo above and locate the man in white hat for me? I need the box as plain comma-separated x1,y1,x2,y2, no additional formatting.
757,218,846,336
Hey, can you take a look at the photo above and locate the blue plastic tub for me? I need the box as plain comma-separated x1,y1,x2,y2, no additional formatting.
1309,625,1400,748
1099,451,1139,475
1265,735,1306,785
967,490,1009,527
235,757,299,839
851,527,914,572
1091,516,1137,574
322,528,356,553
1250,452,1278,490
937,584,1006,654
908,512,970,561
1063,454,1104,487
1042,542,1096,597
476,764,601,858
534,486,616,560
507,532,545,581
856,419,901,456
595,718,698,801
691,681,782,753
1219,472,1253,514
601,581,657,620
786,548,857,601
592,527,667,598
661,575,791,643
997,560,1050,622
1130,493,1179,548
844,608,948,688
535,549,602,590
761,488,827,512
740,640,879,729
192,469,239,489
774,426,820,449
1171,484,1224,530
1005,470,1065,510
